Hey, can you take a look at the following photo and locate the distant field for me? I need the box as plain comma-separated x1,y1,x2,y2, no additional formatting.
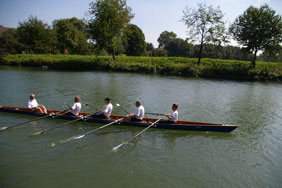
1,54,282,81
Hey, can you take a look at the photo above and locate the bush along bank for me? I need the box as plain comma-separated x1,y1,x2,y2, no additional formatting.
1,54,282,81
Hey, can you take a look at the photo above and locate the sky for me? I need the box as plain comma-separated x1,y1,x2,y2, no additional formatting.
0,0,281,47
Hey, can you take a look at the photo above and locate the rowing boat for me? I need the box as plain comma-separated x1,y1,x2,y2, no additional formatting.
0,105,238,132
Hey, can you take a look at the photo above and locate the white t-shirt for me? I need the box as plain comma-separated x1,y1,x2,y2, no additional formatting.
27,99,38,109
135,105,145,120
71,102,81,116
169,110,178,122
103,103,113,117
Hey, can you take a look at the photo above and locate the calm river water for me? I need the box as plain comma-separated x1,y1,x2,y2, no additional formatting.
0,66,282,188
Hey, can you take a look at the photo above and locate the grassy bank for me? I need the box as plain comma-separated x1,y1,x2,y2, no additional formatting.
1,54,282,81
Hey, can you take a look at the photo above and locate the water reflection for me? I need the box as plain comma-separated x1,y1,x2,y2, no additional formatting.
1,66,282,188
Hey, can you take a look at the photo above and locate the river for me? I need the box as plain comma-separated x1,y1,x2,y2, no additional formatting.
0,66,282,188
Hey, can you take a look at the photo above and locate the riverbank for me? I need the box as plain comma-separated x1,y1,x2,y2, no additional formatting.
1,54,282,81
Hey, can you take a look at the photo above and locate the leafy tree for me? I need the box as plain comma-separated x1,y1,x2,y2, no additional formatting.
53,17,89,54
165,38,193,57
230,4,282,67
152,48,168,57
182,3,228,65
146,42,154,56
122,24,146,56
257,51,282,62
157,31,177,48
0,29,22,53
146,43,154,51
87,0,134,60
193,44,223,59
17,16,56,54
221,46,250,61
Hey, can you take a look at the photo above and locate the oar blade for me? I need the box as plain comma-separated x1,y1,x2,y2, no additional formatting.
30,131,43,136
112,143,125,151
0,126,8,131
50,142,56,147
73,134,85,140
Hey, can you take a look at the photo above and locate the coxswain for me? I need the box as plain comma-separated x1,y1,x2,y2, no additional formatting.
27,93,47,114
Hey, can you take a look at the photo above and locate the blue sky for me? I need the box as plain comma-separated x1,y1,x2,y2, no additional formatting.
0,0,281,47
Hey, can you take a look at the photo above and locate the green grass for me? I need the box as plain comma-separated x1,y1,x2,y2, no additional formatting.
1,54,282,81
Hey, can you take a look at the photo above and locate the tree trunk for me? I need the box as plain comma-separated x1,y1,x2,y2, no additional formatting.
197,41,204,66
111,46,116,61
252,49,257,68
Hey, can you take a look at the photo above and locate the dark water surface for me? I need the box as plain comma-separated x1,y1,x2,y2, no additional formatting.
0,66,282,188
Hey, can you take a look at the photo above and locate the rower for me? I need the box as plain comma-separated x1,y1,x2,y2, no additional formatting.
27,93,47,114
91,97,113,119
164,103,178,123
129,100,145,121
64,96,81,116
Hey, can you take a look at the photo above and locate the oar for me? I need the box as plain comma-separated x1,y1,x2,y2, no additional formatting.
146,112,165,116
116,103,130,114
116,104,164,116
84,103,99,111
112,115,166,151
58,117,125,144
0,109,68,132
30,115,85,136
71,117,125,140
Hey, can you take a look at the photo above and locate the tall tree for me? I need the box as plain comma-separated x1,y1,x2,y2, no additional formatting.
0,29,22,54
122,24,146,56
17,16,56,54
146,42,154,56
152,48,168,57
157,31,177,48
165,38,193,57
53,17,89,54
230,4,282,68
87,0,134,60
182,3,228,65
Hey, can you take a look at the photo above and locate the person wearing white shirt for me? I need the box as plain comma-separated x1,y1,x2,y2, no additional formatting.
102,98,113,118
129,100,145,121
91,97,113,119
64,96,81,116
27,93,47,114
165,103,178,123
